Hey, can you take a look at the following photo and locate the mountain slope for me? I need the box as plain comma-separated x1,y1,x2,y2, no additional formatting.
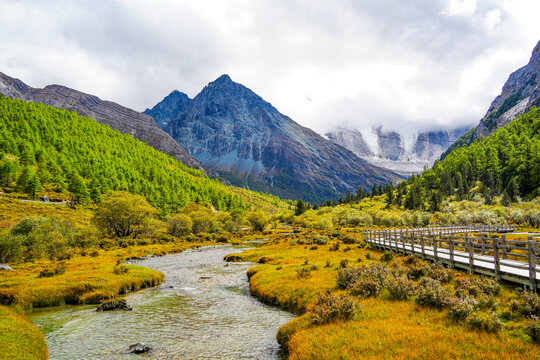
0,72,201,169
406,106,540,205
441,40,540,159
147,75,402,202
326,126,469,175
0,96,283,213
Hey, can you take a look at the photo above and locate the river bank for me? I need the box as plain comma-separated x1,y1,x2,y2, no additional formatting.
28,244,294,359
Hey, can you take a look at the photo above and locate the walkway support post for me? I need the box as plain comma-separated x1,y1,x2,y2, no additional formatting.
466,234,474,274
493,238,501,281
528,237,537,291
449,235,455,268
501,234,508,259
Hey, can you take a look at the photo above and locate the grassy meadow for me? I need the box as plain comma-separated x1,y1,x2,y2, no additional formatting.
226,225,539,359
0,191,538,359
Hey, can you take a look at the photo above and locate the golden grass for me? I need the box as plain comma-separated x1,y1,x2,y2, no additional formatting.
0,196,94,230
287,299,535,360
230,233,539,359
0,306,48,360
0,241,218,308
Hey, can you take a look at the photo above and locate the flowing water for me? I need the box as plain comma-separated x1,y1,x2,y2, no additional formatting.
29,244,294,359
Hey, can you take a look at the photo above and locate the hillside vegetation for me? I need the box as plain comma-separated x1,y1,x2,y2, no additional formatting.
326,107,539,213
0,96,282,214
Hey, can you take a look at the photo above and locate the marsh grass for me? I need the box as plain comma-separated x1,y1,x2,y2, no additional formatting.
0,305,48,360
232,233,540,359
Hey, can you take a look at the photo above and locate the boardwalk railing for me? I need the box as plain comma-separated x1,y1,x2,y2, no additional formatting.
364,225,539,291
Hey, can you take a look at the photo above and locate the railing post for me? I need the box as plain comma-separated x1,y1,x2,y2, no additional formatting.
501,234,508,259
400,228,406,254
467,234,474,274
411,229,416,254
528,237,537,291
420,233,425,258
432,233,438,261
449,235,455,268
493,238,501,281
481,233,486,256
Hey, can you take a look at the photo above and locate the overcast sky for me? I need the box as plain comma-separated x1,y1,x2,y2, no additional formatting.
1,0,539,135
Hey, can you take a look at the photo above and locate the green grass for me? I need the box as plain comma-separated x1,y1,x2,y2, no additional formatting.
0,306,48,360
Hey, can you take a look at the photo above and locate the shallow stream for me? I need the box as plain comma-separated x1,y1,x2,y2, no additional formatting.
29,244,294,359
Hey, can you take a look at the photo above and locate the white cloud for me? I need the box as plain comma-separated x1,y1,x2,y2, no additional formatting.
0,0,539,135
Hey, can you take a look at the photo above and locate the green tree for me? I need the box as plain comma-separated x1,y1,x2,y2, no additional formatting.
385,184,394,207
26,173,41,199
68,173,90,205
295,198,307,216
93,191,159,238
168,213,193,236
247,211,268,232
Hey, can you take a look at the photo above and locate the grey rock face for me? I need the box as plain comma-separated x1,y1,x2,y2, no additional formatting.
148,74,402,202
326,128,374,156
375,127,404,161
144,90,191,129
0,72,202,170
456,40,540,146
326,126,469,175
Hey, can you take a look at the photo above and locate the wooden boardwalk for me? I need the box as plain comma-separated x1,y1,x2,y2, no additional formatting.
364,225,539,291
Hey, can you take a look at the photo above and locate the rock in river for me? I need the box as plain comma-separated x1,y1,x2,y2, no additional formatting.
126,343,152,354
96,299,132,312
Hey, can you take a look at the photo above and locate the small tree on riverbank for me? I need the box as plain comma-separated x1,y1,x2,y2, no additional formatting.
93,191,158,238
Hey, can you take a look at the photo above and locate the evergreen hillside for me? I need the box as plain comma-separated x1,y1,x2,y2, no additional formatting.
0,96,282,213
400,107,539,209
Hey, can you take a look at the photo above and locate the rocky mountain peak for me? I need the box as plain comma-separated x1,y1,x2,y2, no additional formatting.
151,76,402,201
212,74,233,84
532,40,540,58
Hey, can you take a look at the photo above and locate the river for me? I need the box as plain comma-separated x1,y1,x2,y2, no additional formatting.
29,244,294,359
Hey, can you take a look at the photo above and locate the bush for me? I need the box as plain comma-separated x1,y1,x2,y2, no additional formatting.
474,276,501,297
168,213,193,236
337,264,389,290
403,255,418,265
329,242,340,251
350,279,381,298
426,263,454,283
510,290,540,317
0,289,18,305
113,265,129,275
407,263,430,281
466,312,503,333
38,263,66,278
385,275,416,300
525,317,540,344
310,291,362,325
380,251,394,262
448,297,477,322
311,234,329,245
0,233,23,263
415,277,455,309
340,264,390,299
247,211,269,232
342,236,359,245
297,267,312,279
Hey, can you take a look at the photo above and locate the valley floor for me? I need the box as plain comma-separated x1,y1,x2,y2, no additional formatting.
227,229,539,359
